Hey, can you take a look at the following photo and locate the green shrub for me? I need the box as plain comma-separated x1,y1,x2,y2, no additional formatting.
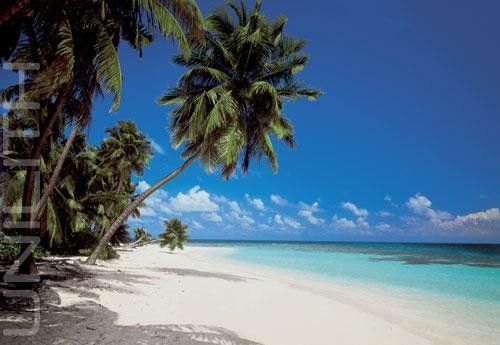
64,231,98,255
0,243,50,262
78,245,119,261
0,243,19,262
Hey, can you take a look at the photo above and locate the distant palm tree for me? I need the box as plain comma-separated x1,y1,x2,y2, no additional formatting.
86,0,321,264
110,224,132,246
159,218,189,251
132,227,153,246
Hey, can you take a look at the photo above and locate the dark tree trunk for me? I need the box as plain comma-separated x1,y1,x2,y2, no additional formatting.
18,86,68,275
33,120,81,220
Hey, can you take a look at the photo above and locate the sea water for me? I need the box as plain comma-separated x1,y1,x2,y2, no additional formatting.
190,240,500,343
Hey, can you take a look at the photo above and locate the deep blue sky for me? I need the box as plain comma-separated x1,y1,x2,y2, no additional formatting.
2,0,500,242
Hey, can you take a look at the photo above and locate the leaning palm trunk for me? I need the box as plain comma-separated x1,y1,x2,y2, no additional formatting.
85,155,197,264
33,119,82,221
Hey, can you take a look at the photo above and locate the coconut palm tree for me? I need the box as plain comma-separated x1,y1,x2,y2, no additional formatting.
86,0,322,264
159,218,189,251
1,0,203,274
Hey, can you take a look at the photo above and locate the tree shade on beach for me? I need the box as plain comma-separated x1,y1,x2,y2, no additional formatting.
86,0,321,263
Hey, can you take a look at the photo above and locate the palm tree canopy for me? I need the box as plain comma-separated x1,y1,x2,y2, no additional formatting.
158,0,322,178
159,218,189,251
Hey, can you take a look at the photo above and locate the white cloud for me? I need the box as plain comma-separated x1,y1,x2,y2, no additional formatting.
376,222,391,231
228,201,242,213
405,193,451,223
137,180,151,193
455,208,500,223
270,194,289,206
139,207,157,217
273,214,301,229
136,180,171,216
440,208,500,229
169,186,219,213
332,215,356,229
342,201,369,218
379,211,392,217
245,194,265,211
227,200,254,226
203,212,223,222
283,216,302,229
384,195,392,202
149,138,165,155
298,209,325,225
191,220,204,229
229,211,255,226
297,201,325,225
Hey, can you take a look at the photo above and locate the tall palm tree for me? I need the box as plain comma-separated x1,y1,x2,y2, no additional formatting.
1,0,203,274
94,121,152,235
86,0,322,264
159,218,189,251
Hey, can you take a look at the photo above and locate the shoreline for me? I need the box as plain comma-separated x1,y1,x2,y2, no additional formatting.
1,244,497,344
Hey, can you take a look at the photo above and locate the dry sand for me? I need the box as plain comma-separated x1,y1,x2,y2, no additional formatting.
2,244,489,344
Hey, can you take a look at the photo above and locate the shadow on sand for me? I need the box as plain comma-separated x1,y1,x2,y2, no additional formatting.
153,267,254,283
1,260,260,345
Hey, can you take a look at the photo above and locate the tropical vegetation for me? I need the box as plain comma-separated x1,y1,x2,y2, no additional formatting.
159,218,189,251
0,0,320,272
86,0,321,263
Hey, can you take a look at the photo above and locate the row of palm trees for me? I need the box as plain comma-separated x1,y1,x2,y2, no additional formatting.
1,0,320,272
2,120,151,256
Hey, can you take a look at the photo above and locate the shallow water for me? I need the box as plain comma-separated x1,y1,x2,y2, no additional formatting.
191,240,500,344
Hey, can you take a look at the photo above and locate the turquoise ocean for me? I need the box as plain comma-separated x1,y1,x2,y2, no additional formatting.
190,240,500,342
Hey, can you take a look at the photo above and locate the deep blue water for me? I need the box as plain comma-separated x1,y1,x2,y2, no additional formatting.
190,240,500,303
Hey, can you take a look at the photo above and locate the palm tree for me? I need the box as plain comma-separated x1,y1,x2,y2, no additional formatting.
159,218,189,251
1,0,203,273
94,121,152,235
86,0,322,264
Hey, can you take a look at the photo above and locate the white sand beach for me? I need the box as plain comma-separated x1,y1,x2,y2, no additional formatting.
47,244,444,345
3,244,498,345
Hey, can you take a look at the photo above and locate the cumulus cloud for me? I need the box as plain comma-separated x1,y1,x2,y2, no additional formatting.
332,215,356,229
283,216,302,229
298,201,324,225
405,193,451,223
169,186,219,213
270,194,289,206
136,181,171,216
274,214,301,228
202,212,223,222
148,138,165,155
342,202,369,218
227,201,255,226
139,207,157,217
376,222,391,231
379,211,392,217
440,208,500,229
384,195,392,202
245,194,265,211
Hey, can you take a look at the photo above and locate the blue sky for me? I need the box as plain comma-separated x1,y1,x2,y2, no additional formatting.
2,0,500,242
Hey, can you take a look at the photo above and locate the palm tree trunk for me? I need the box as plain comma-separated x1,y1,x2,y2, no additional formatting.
32,120,82,221
84,155,197,264
18,85,69,275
